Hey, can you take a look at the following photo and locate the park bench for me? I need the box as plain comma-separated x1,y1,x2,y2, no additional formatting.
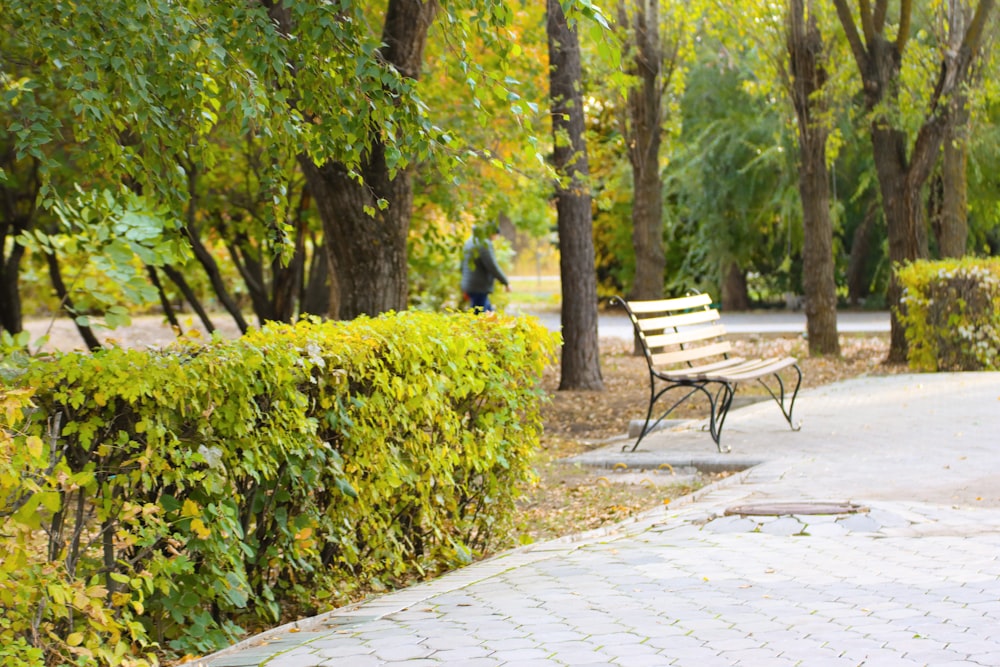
612,293,802,453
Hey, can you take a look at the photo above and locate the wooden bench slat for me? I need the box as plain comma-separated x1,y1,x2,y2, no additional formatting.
651,341,732,367
657,356,749,380
626,293,713,314
709,357,798,381
637,308,720,332
645,324,727,349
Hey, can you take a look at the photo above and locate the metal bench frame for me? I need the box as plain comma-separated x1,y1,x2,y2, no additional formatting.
612,293,802,453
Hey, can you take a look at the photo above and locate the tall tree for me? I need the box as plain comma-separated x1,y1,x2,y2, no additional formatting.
832,0,997,362
264,0,437,320
786,0,840,355
618,0,674,300
930,0,985,258
548,0,604,391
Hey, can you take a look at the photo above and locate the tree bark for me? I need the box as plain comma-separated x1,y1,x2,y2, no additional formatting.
846,203,877,306
721,262,749,311
788,0,840,356
183,165,249,333
146,265,181,332
160,264,217,334
932,93,969,257
548,0,604,391
185,218,250,334
620,0,667,301
297,0,437,319
0,243,25,336
934,0,974,258
300,237,331,316
45,252,102,350
0,153,39,336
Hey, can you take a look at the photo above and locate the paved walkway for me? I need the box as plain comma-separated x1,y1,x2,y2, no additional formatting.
198,372,1000,667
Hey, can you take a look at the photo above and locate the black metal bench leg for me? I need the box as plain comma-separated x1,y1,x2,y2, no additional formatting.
626,381,713,453
626,376,661,453
707,382,735,453
757,365,803,432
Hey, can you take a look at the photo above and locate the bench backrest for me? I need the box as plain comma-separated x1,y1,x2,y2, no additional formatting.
616,293,732,372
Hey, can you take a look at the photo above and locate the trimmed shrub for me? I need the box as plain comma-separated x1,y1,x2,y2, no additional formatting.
0,311,556,664
897,258,1000,371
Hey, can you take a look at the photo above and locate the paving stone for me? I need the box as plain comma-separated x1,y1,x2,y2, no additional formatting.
318,655,382,667
759,517,807,536
702,516,758,534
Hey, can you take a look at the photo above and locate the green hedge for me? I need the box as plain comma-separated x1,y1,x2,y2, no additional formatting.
897,258,1000,371
0,312,556,665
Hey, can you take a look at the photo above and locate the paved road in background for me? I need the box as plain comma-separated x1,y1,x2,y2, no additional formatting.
514,307,891,339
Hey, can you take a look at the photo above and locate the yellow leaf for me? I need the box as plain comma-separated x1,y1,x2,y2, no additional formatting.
181,499,200,518
67,632,84,647
25,435,44,459
190,518,211,539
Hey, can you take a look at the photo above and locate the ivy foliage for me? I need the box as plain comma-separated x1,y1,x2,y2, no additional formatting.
898,258,1000,371
0,311,556,664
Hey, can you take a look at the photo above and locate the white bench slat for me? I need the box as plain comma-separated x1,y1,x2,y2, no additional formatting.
636,308,719,332
710,357,798,381
651,341,732,367
626,293,713,314
657,356,750,380
644,324,727,349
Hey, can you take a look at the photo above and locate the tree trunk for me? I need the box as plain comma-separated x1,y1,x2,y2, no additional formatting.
934,0,974,258
548,0,604,391
0,244,25,336
846,203,877,306
299,158,412,319
185,219,250,334
45,252,102,350
146,265,181,332
621,0,666,301
934,101,970,258
269,196,309,322
271,0,436,320
300,237,331,316
788,0,839,356
871,120,933,362
721,262,749,311
160,264,217,333
183,166,249,333
0,154,40,336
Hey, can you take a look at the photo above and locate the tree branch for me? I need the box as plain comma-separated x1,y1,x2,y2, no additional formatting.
858,0,875,42
833,0,870,73
963,0,996,54
896,0,912,53
873,0,888,33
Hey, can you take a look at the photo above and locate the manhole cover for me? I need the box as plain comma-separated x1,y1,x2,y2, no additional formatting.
724,502,868,516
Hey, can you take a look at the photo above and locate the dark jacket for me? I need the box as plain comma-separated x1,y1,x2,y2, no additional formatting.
460,234,509,294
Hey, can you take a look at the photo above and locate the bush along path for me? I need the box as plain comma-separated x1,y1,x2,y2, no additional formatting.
0,312,556,665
